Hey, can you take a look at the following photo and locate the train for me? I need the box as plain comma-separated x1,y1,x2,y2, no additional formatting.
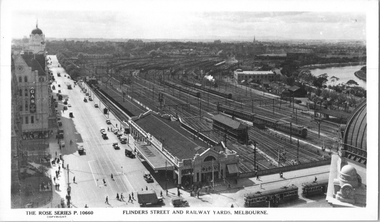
301,179,328,197
244,184,299,207
217,103,308,138
162,80,201,98
182,79,232,99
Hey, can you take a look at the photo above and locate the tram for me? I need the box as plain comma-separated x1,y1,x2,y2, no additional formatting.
244,184,299,207
301,179,328,197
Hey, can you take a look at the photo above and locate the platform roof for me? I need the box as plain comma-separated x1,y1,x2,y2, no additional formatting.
135,142,174,171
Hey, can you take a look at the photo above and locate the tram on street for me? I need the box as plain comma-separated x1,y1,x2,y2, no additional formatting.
301,179,328,197
244,184,299,207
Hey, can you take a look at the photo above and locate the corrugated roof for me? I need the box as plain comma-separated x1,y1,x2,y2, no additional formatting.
343,102,366,151
288,86,300,92
212,114,246,130
135,114,208,160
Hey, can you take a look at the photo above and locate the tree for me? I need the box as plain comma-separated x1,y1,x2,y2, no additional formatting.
346,79,359,86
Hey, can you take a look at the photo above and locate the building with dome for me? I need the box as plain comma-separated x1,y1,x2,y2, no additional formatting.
28,23,46,54
12,23,54,140
326,101,366,207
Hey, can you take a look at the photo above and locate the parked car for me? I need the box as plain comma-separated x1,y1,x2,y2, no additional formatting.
83,98,87,102
78,145,85,155
112,143,120,150
63,106,68,110
100,128,106,134
106,119,111,125
58,84,61,87
94,104,99,108
102,133,108,140
171,197,189,207
137,190,163,207
69,112,74,118
143,171,154,183
120,138,128,144
89,97,93,101
68,104,71,107
125,147,135,158
63,101,68,105
58,90,61,93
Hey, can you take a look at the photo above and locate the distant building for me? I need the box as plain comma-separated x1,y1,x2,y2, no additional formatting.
28,23,46,54
326,101,366,207
214,40,222,44
234,69,277,84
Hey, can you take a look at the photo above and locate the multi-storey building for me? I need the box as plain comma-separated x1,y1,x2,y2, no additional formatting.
234,69,277,84
12,25,53,140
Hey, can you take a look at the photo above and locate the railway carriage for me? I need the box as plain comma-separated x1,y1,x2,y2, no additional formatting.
182,80,232,99
244,185,299,207
301,179,328,197
163,80,201,98
217,103,308,138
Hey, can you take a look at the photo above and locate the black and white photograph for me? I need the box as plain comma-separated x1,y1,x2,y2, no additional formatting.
0,0,378,221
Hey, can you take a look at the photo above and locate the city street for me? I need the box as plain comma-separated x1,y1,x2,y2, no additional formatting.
48,55,164,208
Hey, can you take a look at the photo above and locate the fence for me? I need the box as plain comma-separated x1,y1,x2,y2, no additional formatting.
239,159,331,178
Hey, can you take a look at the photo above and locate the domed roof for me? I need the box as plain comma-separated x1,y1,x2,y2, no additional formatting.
342,101,366,164
31,24,43,35
340,165,357,177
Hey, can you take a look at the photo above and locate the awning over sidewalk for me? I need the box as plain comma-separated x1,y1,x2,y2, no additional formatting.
227,164,239,174
135,142,174,171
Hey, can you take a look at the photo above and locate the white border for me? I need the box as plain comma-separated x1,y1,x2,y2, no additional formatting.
1,0,378,221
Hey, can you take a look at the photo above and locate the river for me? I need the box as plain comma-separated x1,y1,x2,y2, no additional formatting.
309,65,366,89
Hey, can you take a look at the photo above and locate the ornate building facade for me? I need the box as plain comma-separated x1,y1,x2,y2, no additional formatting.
326,101,366,207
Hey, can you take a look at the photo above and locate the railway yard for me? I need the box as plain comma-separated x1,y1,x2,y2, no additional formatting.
82,56,340,174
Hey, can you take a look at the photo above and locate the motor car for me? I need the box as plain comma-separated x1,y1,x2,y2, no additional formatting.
63,101,68,105
120,138,127,144
143,171,154,183
89,97,93,101
58,90,61,93
171,198,189,207
94,104,99,108
125,148,135,158
64,75,66,77
78,145,85,155
83,98,87,102
102,133,108,140
58,84,61,87
106,119,111,125
63,106,68,110
69,112,74,118
100,128,106,134
112,143,120,150
59,140,65,148
112,128,119,134
68,104,71,107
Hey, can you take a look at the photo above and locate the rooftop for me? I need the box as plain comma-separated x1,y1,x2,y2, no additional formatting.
21,53,46,76
235,70,275,75
135,114,208,160
212,114,247,130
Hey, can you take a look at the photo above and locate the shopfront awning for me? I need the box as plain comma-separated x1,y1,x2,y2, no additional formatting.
227,164,239,174
135,142,174,171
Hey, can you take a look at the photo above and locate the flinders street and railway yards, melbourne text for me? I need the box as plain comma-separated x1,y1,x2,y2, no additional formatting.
122,210,268,215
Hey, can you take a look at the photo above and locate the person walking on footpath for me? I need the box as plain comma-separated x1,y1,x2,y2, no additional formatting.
111,173,114,180
132,192,134,200
73,176,76,184
105,196,109,204
116,193,119,201
128,194,132,203
314,176,318,182
120,193,124,201
53,177,56,183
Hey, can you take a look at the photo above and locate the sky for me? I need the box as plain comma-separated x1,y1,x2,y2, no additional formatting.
4,0,369,41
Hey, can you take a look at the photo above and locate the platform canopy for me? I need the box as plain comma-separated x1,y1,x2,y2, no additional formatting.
135,142,174,171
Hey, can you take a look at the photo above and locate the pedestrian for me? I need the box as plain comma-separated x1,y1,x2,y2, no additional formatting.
131,192,134,200
105,196,109,204
111,173,114,180
256,174,260,180
120,193,124,201
103,179,106,186
280,171,283,178
73,176,76,184
85,204,88,208
141,188,143,191
128,194,132,202
231,204,234,208
314,176,317,182
57,184,60,191
116,124,118,127
116,193,119,201
160,191,163,197
146,186,148,190
53,177,56,183
58,166,61,172
260,183,262,189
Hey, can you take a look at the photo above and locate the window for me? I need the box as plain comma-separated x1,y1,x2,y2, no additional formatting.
19,105,23,111
24,76,28,82
25,89,28,97
19,89,22,96
25,101,28,110
25,116,28,124
19,76,22,82
31,116,34,124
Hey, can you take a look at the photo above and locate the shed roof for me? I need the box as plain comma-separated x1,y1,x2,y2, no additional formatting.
212,114,246,130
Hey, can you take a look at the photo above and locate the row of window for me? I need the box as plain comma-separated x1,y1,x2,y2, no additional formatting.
24,116,35,124
237,75,275,79
18,76,45,83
